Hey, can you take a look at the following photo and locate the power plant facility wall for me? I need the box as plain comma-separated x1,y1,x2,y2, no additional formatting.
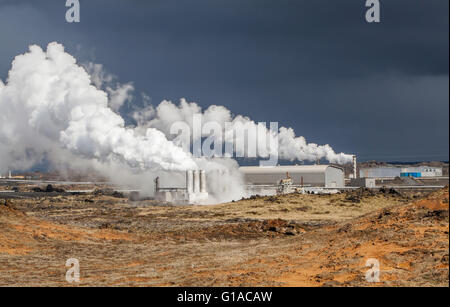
360,167,401,178
239,165,345,188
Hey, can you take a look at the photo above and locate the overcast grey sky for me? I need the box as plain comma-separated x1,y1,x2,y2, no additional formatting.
0,0,448,162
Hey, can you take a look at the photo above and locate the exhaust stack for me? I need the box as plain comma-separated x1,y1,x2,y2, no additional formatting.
353,155,357,179
155,170,208,204
200,170,207,193
184,170,209,204
186,170,193,194
193,170,200,193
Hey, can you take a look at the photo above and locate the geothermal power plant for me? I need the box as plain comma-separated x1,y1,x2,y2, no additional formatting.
144,153,447,204
2,152,447,205
154,170,209,204
239,165,345,188
152,162,350,204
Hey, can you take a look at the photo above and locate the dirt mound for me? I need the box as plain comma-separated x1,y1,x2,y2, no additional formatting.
260,219,306,235
31,184,65,193
413,185,449,211
92,188,126,198
344,187,403,203
345,188,377,203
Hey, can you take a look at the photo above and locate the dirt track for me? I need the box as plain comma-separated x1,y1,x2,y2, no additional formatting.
0,187,448,286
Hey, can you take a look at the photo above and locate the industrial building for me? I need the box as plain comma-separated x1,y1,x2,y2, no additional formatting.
350,178,376,188
359,167,401,178
154,170,209,204
400,166,443,178
360,166,443,178
239,165,345,188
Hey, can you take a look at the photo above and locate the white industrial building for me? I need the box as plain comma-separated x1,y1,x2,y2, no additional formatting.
359,167,401,178
239,165,345,188
154,170,209,204
400,166,443,177
360,166,443,178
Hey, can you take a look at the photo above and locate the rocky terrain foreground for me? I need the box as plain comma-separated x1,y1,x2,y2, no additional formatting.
0,186,448,286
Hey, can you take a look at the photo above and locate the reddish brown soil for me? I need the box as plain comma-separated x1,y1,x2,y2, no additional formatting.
0,187,448,286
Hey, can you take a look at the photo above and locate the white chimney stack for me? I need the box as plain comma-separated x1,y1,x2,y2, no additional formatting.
185,169,209,204
353,155,357,179
200,170,207,193
193,170,200,194
186,170,194,193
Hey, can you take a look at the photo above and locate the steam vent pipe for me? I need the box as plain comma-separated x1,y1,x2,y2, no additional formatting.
186,170,194,193
154,176,160,192
193,170,200,193
353,155,357,178
200,170,207,193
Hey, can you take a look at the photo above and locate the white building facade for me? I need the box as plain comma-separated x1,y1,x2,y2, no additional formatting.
239,165,345,188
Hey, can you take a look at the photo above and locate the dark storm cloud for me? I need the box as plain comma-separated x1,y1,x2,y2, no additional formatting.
0,0,448,161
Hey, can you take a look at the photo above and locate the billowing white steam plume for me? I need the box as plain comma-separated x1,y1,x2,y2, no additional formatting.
0,42,352,203
133,99,352,164
0,43,196,173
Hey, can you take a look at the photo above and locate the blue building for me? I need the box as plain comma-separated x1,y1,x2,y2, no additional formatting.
400,172,422,178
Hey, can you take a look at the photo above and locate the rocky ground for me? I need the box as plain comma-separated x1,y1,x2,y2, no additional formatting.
0,185,448,286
